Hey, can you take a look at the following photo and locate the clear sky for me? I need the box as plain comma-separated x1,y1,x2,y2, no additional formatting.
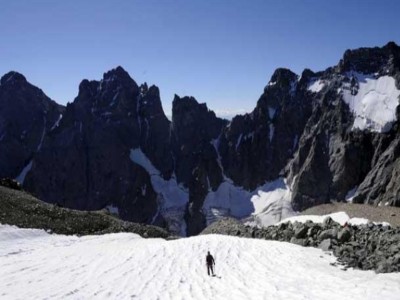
1,0,399,117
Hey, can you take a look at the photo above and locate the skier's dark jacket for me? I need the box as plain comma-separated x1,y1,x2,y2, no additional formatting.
206,254,215,266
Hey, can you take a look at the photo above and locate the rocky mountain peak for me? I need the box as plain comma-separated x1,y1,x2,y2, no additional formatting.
3,42,400,237
172,94,202,107
137,84,165,120
97,66,139,97
103,66,136,84
299,68,316,83
74,66,142,113
146,85,160,97
0,72,63,179
338,42,400,75
0,71,27,86
383,41,400,51
267,68,298,88
140,82,149,94
78,79,99,96
172,95,225,139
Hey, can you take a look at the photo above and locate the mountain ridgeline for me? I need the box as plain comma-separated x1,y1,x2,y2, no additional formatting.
1,42,400,236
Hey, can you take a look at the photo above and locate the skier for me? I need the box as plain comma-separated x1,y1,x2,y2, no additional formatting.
206,251,215,276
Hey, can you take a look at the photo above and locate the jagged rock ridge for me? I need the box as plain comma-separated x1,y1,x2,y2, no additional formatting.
1,42,400,236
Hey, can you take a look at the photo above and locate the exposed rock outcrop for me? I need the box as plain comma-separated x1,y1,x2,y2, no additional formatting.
287,42,400,209
0,184,169,238
218,68,311,190
23,67,166,225
0,71,64,180
201,217,400,273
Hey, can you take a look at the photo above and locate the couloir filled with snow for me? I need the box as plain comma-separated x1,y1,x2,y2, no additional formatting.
1,224,400,300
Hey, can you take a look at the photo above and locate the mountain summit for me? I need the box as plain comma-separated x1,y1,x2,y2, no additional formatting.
1,42,400,235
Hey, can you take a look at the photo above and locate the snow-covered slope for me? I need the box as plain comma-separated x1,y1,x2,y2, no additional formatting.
1,224,399,300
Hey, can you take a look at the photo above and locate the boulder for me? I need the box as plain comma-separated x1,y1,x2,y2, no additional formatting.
337,228,352,243
319,239,332,251
294,225,309,239
319,228,338,240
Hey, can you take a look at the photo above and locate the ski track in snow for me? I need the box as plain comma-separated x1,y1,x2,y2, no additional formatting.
1,225,400,300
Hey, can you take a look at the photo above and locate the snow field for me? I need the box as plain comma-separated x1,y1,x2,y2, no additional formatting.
1,225,400,300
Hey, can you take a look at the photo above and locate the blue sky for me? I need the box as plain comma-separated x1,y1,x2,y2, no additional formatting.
1,0,399,117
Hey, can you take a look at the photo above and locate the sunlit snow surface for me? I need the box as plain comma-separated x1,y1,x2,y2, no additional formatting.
341,73,400,132
308,79,326,93
308,74,400,133
204,178,294,226
1,224,400,300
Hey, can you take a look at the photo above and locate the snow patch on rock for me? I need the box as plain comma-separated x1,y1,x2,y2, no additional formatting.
269,124,274,142
204,178,295,227
105,205,119,216
50,114,63,131
341,73,400,133
130,148,189,235
15,160,33,184
308,79,326,93
268,107,276,119
345,186,357,203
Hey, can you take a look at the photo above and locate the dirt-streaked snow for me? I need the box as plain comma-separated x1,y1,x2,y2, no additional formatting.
1,225,400,300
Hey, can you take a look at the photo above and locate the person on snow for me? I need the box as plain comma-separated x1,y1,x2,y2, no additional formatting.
206,251,215,276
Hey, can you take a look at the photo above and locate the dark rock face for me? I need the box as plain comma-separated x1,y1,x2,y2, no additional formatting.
138,84,174,177
218,68,311,190
171,95,227,235
0,72,64,179
287,42,400,210
353,136,400,206
338,41,400,77
172,95,226,188
2,42,400,236
24,67,163,224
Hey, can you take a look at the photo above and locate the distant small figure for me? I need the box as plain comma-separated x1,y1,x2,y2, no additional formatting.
206,251,215,276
